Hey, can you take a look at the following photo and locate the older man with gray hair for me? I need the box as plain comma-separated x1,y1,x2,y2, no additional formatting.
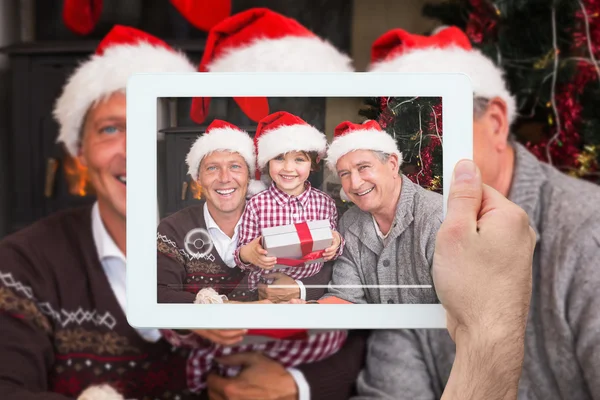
322,120,443,305
351,25,600,400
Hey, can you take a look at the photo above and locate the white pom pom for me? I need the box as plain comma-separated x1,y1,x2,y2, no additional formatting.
77,384,124,400
247,179,268,197
194,287,228,304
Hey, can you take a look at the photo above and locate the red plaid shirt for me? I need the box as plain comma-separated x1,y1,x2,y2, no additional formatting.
234,181,344,290
161,329,348,392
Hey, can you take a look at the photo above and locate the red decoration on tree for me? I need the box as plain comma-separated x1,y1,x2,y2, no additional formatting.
405,103,443,189
465,0,499,43
526,0,600,177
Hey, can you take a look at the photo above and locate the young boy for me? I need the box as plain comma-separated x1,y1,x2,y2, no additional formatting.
234,111,344,292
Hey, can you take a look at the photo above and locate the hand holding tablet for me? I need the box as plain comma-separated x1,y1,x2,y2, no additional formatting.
127,72,473,329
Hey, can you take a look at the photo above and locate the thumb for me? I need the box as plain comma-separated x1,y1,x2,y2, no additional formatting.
216,351,260,367
445,159,482,234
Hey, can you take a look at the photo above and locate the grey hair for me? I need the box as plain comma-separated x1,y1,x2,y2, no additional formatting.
473,96,490,119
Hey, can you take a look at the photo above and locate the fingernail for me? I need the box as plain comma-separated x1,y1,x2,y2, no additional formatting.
453,160,476,182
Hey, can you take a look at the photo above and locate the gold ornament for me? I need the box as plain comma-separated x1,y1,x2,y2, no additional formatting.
534,49,555,70
429,175,442,191
576,145,598,177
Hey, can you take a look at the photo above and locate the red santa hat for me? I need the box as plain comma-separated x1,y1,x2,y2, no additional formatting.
368,26,517,125
247,111,328,195
189,7,354,124
185,120,255,182
53,25,197,157
63,0,231,36
325,120,402,172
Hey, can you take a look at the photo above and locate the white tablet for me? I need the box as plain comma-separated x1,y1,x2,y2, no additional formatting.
126,72,473,330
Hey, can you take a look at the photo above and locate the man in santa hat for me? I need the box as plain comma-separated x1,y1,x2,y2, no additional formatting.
353,26,600,399
322,119,442,305
155,9,367,400
0,25,203,400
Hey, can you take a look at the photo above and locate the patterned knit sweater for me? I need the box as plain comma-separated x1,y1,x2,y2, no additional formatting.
0,206,196,399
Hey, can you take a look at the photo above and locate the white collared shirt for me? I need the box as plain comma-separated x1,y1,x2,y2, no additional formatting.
91,202,161,342
203,203,241,268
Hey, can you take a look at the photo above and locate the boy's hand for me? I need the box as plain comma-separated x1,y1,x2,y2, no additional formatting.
323,230,341,261
240,237,277,270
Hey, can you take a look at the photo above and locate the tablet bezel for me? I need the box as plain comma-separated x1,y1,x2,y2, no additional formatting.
126,72,473,329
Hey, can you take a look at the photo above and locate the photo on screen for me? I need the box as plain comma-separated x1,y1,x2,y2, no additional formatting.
155,95,444,307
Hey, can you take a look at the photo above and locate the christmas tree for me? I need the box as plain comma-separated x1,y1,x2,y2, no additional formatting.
359,97,444,193
419,0,600,183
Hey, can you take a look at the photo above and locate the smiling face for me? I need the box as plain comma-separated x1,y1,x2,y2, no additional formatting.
78,91,127,221
198,150,249,218
336,149,400,215
268,151,312,196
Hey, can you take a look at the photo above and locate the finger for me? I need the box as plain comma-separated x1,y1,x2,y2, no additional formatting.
478,182,512,219
216,351,261,367
444,159,483,234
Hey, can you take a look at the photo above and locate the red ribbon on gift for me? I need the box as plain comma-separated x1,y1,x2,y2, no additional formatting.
246,329,308,340
275,222,325,267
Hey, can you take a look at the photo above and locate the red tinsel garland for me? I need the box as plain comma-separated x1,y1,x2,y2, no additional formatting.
405,103,443,190
465,0,599,178
526,0,599,175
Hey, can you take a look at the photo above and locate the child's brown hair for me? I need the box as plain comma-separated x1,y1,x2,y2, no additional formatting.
263,150,322,178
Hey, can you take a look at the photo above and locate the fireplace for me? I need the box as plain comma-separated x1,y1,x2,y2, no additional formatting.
0,0,352,236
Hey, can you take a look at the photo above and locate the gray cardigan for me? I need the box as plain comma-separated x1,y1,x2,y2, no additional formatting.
353,143,600,400
324,175,443,305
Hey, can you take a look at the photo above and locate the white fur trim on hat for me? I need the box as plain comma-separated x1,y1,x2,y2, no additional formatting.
325,129,402,172
207,36,354,73
369,46,517,125
256,124,327,169
185,127,256,181
247,179,269,197
53,43,196,156
77,384,124,400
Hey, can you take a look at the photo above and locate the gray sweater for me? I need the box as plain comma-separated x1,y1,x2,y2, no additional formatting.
325,175,442,304
353,143,600,400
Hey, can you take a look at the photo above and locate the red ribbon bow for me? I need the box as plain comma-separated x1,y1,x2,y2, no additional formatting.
275,222,325,267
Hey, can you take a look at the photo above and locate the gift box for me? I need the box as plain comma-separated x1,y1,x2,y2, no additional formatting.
261,220,333,268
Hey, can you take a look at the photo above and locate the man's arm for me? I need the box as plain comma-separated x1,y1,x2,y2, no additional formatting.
352,330,439,400
442,328,525,400
0,243,73,399
0,314,72,400
432,160,535,399
568,228,600,399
